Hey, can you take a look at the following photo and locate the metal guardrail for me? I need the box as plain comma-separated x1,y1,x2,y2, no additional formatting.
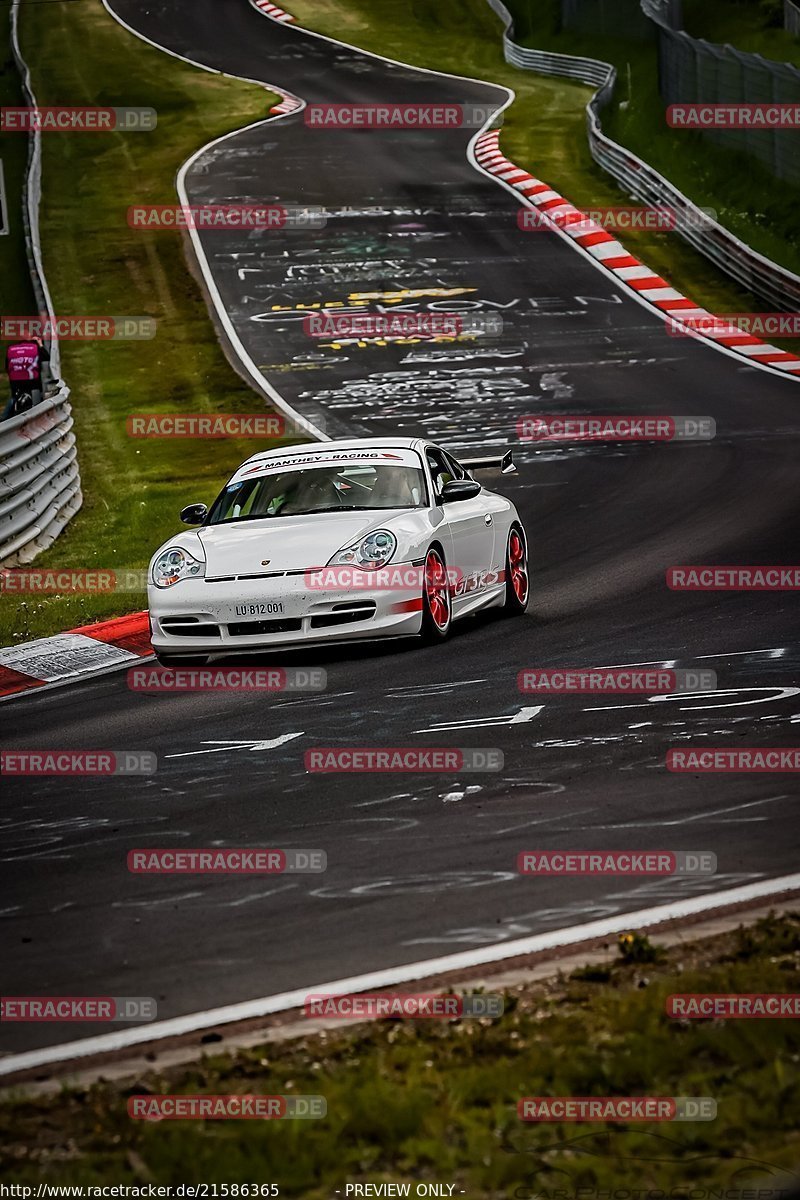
2,0,82,565
641,0,683,30
785,0,800,37
488,2,800,312
0,386,82,565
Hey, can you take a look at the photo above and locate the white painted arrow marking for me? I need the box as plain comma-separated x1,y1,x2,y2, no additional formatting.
413,706,543,733
165,732,303,759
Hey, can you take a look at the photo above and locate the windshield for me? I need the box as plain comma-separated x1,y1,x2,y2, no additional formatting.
207,461,427,524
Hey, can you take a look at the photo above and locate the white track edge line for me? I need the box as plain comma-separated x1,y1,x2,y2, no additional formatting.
100,0,323,441
3,872,798,1078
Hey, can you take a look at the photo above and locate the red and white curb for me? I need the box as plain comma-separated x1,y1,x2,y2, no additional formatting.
269,91,303,116
247,1,303,114
474,130,800,379
0,611,151,700
251,0,295,25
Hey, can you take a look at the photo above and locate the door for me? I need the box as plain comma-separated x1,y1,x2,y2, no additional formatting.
426,446,496,613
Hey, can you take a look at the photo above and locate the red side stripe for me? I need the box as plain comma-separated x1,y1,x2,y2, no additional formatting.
391,598,424,614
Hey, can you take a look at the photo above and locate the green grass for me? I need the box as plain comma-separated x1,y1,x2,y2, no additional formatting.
683,0,800,69
0,2,37,320
505,0,800,278
2,913,800,1194
0,1,284,646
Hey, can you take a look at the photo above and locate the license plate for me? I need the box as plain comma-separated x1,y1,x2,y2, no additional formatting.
228,601,287,619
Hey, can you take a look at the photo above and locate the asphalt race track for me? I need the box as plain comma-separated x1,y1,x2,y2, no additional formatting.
2,0,800,1059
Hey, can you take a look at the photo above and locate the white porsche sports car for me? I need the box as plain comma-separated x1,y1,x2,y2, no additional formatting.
147,437,529,665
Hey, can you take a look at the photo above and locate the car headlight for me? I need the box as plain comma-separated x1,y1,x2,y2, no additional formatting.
328,529,397,570
151,547,205,589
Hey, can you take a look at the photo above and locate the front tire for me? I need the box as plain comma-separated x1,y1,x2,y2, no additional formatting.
421,546,452,642
502,525,530,615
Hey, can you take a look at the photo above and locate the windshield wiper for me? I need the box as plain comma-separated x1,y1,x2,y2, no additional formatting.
210,504,409,524
277,505,387,516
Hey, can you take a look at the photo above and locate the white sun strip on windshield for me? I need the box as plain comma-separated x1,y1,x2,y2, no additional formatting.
228,448,422,485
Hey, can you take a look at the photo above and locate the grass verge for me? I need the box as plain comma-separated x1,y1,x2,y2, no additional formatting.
505,0,800,279
683,0,800,69
2,912,799,1192
0,0,283,646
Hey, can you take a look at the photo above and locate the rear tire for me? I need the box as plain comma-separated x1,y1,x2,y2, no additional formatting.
155,653,209,667
420,546,452,642
501,525,530,615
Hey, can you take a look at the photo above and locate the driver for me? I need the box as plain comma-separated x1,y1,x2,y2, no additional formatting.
271,469,340,515
368,466,417,508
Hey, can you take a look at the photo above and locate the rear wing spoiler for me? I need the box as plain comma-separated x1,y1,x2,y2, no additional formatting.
458,449,516,475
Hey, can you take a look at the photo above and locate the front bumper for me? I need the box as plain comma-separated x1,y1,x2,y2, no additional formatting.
148,569,424,655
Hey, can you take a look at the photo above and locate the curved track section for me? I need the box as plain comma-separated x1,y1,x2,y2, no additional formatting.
2,0,800,1059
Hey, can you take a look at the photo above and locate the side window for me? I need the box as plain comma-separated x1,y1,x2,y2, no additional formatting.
440,449,465,481
426,448,453,498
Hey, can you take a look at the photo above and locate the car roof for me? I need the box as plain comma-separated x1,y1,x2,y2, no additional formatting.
240,436,428,468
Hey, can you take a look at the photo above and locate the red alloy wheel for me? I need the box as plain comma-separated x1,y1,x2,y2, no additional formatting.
509,529,529,605
425,548,451,630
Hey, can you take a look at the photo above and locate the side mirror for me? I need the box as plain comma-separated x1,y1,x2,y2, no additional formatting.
440,479,481,503
180,503,208,525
